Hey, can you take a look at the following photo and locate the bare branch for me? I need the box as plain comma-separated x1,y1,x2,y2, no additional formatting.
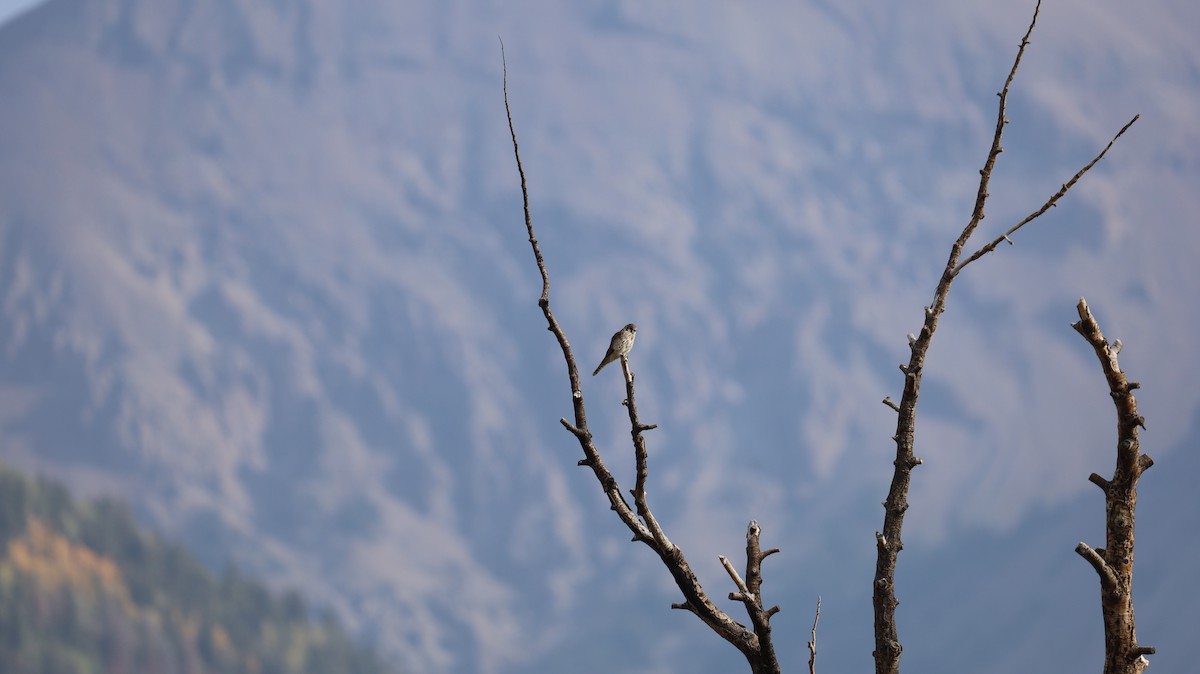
1075,541,1117,592
808,596,822,674
501,39,548,307
954,114,1139,275
503,43,779,674
721,555,752,598
954,0,1042,258
623,357,672,548
1072,298,1155,673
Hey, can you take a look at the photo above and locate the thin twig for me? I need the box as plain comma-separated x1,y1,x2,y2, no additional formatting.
500,38,549,306
720,555,752,598
953,0,1043,258
808,595,821,674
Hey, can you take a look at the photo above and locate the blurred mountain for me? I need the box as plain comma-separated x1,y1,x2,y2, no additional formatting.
1,1,1197,673
0,459,400,674
0,2,562,672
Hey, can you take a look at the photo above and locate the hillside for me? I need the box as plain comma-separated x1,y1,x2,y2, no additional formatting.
0,461,399,674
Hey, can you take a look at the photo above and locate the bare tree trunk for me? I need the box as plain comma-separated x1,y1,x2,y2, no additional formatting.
1072,299,1156,674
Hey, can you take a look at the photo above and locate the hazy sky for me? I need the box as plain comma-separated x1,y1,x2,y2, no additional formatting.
0,0,39,26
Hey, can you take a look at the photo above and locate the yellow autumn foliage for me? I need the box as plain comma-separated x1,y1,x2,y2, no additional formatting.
3,516,135,615
209,622,234,659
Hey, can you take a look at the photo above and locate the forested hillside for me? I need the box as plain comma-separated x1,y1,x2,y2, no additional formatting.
0,461,399,674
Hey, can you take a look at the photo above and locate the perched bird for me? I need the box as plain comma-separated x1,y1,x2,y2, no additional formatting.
593,323,637,376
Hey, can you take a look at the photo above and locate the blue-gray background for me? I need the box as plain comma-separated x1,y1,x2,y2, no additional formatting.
1,1,1197,672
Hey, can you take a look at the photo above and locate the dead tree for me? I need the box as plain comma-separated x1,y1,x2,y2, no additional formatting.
501,0,1147,669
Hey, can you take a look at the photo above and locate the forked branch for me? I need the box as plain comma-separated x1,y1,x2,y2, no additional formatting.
954,114,1139,275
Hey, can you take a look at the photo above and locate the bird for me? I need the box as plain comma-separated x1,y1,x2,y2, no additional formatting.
593,323,637,376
